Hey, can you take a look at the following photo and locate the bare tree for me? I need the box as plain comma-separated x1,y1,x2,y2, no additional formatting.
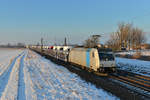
106,33,120,50
106,22,146,51
84,35,101,48
132,27,146,49
116,22,133,50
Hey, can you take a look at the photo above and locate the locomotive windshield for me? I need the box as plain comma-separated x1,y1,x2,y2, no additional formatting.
99,53,114,61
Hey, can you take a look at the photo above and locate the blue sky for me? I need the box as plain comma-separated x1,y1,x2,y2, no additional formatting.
0,0,150,45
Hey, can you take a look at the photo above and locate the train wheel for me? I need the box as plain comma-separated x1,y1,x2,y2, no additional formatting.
99,68,105,73
81,66,84,69
88,68,93,73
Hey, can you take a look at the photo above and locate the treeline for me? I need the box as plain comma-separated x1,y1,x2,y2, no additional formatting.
106,22,146,51
0,42,25,48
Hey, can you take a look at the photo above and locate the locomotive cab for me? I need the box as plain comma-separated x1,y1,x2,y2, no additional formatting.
98,52,116,72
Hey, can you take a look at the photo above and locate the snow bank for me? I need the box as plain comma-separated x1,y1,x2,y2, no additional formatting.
24,50,119,100
24,51,37,100
0,48,23,76
1,55,23,100
116,57,150,76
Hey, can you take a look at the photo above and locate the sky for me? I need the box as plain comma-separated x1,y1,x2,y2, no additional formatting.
0,0,150,45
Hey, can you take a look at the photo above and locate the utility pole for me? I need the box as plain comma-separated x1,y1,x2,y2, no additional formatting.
54,37,57,45
64,37,67,46
41,37,44,52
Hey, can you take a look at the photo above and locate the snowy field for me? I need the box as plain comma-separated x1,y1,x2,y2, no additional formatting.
0,48,23,77
116,57,150,77
0,48,119,100
116,50,150,56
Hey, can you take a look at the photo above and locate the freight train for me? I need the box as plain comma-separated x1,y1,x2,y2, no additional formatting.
30,45,116,73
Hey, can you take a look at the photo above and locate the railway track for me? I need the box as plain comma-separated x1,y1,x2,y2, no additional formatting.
109,70,150,98
32,49,150,100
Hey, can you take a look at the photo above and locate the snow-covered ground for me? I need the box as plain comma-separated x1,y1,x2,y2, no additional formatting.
116,50,150,56
116,57,150,77
0,48,119,100
0,48,23,76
